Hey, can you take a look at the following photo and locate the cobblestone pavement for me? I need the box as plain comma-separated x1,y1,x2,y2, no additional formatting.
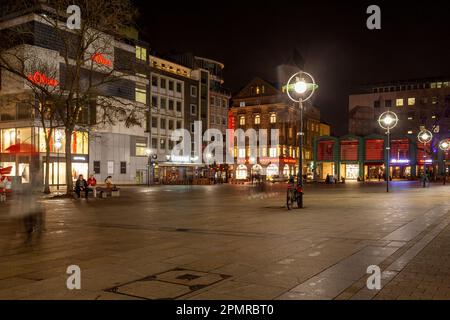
0,181,449,300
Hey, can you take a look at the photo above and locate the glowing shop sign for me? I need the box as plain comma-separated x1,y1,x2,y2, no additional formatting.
27,72,59,87
91,53,112,67
391,159,410,164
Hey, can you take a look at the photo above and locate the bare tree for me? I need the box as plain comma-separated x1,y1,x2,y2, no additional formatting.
1,0,147,195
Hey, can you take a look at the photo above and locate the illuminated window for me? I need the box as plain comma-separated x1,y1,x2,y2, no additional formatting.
238,148,246,158
136,46,147,61
256,86,261,95
135,140,147,156
431,97,438,104
408,98,415,106
239,116,245,126
270,113,277,123
240,102,246,107
254,114,260,125
407,130,413,134
135,85,147,104
396,98,404,107
1,128,15,152
269,147,278,157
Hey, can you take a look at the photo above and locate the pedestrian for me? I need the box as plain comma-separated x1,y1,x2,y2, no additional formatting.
75,174,88,198
105,176,114,190
87,174,97,198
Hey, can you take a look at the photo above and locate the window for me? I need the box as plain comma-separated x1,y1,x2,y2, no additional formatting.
151,96,157,108
434,125,440,133
135,85,147,104
168,119,174,130
151,117,158,128
190,104,197,115
93,161,101,174
190,86,197,97
239,116,245,126
160,118,166,130
190,123,195,133
151,138,157,149
210,96,215,106
408,98,415,106
160,139,166,150
396,98,404,107
254,114,260,125
270,113,277,123
176,120,182,129
136,46,147,61
269,147,278,157
176,101,182,113
407,130,413,135
176,82,182,93
151,76,158,87
256,86,261,94
168,100,174,111
223,99,227,108
222,117,226,125
160,78,166,89
168,80,174,91
160,98,167,109
431,97,438,104
120,162,127,174
385,100,392,108
374,100,380,108
135,140,147,156
240,101,246,107
238,148,246,158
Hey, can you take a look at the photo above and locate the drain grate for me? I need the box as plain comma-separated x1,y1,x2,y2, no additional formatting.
105,268,231,300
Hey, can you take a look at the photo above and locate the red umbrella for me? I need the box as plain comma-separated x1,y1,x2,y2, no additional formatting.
5,142,38,154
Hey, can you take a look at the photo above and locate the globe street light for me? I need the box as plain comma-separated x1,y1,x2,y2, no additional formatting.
417,129,433,188
378,111,398,192
286,71,317,208
439,138,450,185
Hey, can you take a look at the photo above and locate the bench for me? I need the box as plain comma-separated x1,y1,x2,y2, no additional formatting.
96,187,120,198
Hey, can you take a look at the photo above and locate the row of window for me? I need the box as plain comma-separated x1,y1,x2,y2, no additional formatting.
211,116,227,126
151,117,182,131
372,81,450,93
150,96,184,113
239,114,277,126
374,96,441,108
210,96,228,108
93,160,128,175
151,76,184,94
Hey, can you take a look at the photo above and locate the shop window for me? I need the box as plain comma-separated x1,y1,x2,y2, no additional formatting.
1,128,16,152
72,132,88,154
16,127,32,145
120,162,127,174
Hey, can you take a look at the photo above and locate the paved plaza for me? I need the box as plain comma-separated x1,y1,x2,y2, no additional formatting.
0,181,449,300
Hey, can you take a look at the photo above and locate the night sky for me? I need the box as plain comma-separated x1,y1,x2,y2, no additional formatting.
132,0,450,135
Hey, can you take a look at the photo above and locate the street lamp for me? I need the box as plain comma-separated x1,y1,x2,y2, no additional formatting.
378,111,398,192
286,71,317,208
417,129,433,188
145,148,152,187
439,138,450,185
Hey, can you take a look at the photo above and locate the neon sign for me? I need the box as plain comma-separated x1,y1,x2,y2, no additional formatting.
27,71,59,87
91,53,112,67
391,159,410,164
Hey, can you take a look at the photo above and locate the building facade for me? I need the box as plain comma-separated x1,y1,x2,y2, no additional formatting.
230,77,321,181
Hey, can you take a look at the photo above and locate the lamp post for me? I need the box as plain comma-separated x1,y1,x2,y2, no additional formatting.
286,71,317,208
439,139,450,185
145,148,152,187
378,111,398,193
417,129,433,188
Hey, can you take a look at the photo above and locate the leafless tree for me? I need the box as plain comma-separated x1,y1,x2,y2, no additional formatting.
0,0,147,195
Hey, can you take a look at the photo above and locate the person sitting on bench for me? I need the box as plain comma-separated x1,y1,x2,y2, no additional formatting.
87,174,97,198
75,175,88,199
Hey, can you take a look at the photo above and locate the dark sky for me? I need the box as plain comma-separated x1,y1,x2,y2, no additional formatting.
132,0,450,135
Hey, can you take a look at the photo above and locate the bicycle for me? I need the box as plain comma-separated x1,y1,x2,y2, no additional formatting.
286,183,303,210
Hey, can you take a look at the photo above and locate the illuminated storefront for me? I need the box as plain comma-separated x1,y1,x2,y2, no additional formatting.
314,138,338,180
0,127,89,185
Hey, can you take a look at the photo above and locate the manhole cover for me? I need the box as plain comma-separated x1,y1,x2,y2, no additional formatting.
105,268,231,300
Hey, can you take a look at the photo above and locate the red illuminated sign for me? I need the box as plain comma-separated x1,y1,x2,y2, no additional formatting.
27,72,58,87
91,53,112,67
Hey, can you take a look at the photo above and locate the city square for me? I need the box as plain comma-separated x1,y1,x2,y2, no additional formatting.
0,181,449,300
0,0,449,311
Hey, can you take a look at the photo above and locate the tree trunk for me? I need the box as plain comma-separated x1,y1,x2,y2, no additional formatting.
43,135,51,194
65,128,73,195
